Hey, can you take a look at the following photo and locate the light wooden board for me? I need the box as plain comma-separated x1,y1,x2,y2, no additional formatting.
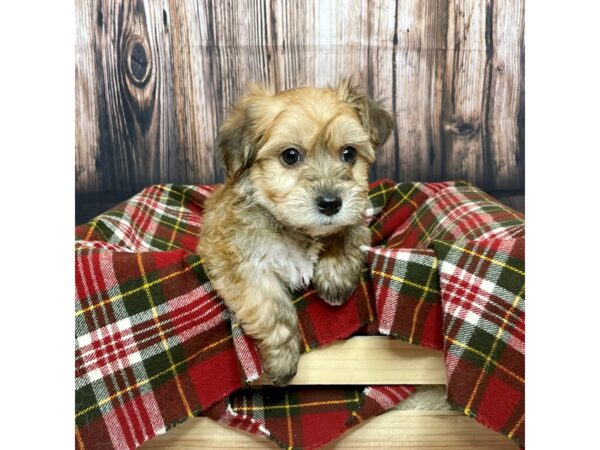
140,411,518,449
253,336,446,385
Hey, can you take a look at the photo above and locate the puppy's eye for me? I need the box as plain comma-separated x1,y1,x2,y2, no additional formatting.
341,146,357,164
280,148,302,166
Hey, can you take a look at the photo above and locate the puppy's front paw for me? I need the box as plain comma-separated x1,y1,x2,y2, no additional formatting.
260,332,301,386
313,254,364,306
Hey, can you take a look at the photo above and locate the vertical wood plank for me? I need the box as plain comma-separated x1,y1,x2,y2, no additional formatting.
484,0,525,190
393,0,448,183
440,1,489,186
91,0,133,194
270,0,316,90
314,0,370,88
367,0,396,181
144,0,179,183
91,0,178,194
167,0,220,183
75,0,100,195
247,0,277,88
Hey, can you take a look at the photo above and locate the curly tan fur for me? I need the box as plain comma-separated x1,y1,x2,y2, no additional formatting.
197,81,393,385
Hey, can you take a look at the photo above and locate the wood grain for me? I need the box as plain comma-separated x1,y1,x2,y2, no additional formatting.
75,0,101,195
442,1,489,186
394,0,448,183
367,0,397,181
75,0,525,218
253,336,446,385
139,411,519,449
485,0,525,190
168,0,220,184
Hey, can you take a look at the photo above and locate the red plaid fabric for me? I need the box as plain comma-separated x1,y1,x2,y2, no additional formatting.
204,385,415,450
75,248,263,447
434,237,525,443
75,180,525,449
365,181,525,445
75,184,392,450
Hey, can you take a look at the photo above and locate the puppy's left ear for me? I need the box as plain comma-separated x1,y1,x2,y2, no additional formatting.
337,79,394,148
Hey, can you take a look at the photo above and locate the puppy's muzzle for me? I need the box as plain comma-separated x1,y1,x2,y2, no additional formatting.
316,195,342,216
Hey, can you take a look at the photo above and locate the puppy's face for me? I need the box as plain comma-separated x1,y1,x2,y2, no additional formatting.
219,80,393,237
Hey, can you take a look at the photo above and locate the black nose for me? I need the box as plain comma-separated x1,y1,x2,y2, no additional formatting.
316,195,342,216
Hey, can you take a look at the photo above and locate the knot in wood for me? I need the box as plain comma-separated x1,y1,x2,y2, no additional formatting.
126,39,151,86
456,123,475,135
446,121,478,137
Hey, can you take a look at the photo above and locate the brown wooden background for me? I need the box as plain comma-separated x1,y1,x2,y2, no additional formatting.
75,0,524,223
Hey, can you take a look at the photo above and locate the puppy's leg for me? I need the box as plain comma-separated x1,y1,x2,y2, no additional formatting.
313,224,371,306
215,272,300,386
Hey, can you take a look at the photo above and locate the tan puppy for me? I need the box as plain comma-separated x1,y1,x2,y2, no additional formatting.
197,80,393,385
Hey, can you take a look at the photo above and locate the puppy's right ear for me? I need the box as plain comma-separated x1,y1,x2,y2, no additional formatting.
219,84,274,179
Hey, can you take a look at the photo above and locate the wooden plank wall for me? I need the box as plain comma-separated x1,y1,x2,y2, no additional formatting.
75,0,524,223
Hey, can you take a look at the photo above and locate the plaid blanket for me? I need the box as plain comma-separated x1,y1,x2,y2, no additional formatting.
203,385,415,449
75,179,524,449
366,180,525,443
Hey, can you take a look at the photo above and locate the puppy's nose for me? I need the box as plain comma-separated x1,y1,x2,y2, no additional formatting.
316,195,342,216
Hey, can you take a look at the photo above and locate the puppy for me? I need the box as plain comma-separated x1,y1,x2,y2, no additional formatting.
197,80,393,385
